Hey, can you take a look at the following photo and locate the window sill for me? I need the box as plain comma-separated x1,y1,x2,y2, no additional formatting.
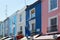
48,7,58,13
46,31,58,35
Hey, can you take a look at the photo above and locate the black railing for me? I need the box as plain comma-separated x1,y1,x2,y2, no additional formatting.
47,25,58,32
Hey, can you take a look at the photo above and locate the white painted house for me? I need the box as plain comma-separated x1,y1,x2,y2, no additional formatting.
16,7,26,36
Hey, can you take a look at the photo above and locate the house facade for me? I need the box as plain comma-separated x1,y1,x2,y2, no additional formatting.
16,7,26,36
42,0,60,35
41,0,60,40
9,12,17,37
9,8,26,37
3,18,10,37
0,22,3,38
25,0,41,38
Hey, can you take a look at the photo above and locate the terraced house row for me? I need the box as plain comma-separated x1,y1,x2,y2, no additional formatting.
0,0,60,40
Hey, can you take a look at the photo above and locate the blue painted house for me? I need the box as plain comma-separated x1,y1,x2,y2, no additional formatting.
9,12,17,37
3,17,10,37
25,0,41,37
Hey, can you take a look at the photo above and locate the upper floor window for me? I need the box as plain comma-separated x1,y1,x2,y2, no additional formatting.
20,26,22,31
30,8,35,18
31,23,35,32
49,0,58,12
48,16,58,32
20,14,22,22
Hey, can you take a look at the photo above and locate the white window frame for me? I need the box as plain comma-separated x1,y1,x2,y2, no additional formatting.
20,26,22,31
29,19,36,32
48,0,58,12
30,8,35,18
48,15,58,33
20,14,22,22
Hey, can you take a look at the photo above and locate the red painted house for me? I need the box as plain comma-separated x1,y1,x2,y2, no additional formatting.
42,0,60,40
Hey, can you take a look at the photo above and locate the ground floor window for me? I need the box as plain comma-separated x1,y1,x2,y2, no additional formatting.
48,16,58,32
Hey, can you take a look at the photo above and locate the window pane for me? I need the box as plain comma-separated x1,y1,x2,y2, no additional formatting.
20,26,22,31
51,18,57,25
31,9,35,14
31,9,35,18
51,25,57,32
50,17,57,32
50,0,57,10
48,17,58,32
20,15,22,22
32,23,35,32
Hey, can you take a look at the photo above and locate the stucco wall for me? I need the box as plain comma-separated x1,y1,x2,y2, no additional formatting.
42,0,60,34
16,7,26,36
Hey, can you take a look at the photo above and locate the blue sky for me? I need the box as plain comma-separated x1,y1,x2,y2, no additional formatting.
0,0,37,21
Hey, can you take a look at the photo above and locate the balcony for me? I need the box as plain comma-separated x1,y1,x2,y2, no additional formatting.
47,25,58,33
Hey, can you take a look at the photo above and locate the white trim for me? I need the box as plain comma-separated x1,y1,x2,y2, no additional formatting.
48,15,58,33
20,14,22,22
29,19,36,31
33,34,39,39
30,8,35,18
57,34,60,37
20,37,27,40
28,36,31,38
48,0,58,12
46,32,58,34
34,35,54,39
34,34,60,39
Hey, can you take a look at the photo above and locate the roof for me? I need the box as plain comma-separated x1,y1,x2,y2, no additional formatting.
3,17,9,22
25,0,41,10
0,21,2,23
0,21,2,22
17,6,26,14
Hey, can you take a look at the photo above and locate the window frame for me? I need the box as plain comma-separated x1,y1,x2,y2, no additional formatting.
20,26,22,31
48,0,58,12
29,19,36,32
48,15,58,33
31,23,35,32
30,8,35,18
20,14,22,22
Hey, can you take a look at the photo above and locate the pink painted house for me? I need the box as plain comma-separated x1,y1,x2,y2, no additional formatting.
42,0,60,35
34,0,60,40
